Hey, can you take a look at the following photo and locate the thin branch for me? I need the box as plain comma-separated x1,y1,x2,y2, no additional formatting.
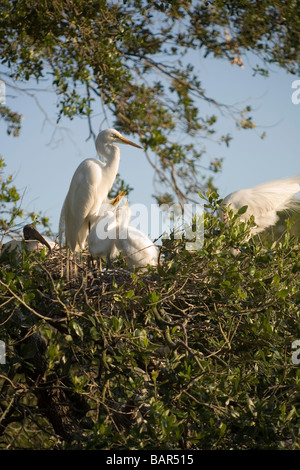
0,279,67,322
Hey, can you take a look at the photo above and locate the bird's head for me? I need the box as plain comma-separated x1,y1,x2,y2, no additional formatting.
23,224,52,251
116,201,132,227
96,128,142,152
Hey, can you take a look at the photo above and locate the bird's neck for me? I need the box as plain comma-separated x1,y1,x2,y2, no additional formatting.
98,143,121,190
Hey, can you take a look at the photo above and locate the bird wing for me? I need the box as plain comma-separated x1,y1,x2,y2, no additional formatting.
64,159,106,250
223,176,300,232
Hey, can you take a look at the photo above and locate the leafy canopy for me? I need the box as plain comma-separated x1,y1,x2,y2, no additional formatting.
1,0,300,201
1,2,300,450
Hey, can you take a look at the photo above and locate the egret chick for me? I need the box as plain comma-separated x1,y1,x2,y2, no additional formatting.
115,203,159,271
87,191,126,269
88,207,119,269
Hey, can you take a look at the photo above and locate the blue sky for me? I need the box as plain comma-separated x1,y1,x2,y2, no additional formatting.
1,53,299,237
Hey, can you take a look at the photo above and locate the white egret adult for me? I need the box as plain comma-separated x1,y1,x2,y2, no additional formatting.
59,129,142,252
221,175,300,237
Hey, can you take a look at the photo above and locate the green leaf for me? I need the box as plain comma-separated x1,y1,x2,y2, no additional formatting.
71,320,84,339
151,290,160,303
111,316,123,332
237,205,248,215
276,289,290,299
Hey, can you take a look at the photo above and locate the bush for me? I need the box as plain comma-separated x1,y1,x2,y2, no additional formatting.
1,193,299,450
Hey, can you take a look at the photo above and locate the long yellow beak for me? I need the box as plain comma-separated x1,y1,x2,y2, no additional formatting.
118,135,143,149
110,191,126,207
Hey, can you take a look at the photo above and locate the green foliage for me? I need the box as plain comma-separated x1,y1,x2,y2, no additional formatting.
1,1,300,450
1,1,300,201
0,157,51,251
0,105,22,137
1,192,299,450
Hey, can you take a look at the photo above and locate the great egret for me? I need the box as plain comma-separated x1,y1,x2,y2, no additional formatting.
59,129,142,252
221,175,300,237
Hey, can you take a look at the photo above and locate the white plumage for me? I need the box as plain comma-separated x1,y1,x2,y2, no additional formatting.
115,204,159,270
118,225,159,270
59,129,142,251
88,207,119,264
2,239,54,254
221,175,300,236
88,202,159,271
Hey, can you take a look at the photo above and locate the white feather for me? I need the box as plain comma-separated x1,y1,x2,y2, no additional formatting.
222,175,300,235
59,129,141,251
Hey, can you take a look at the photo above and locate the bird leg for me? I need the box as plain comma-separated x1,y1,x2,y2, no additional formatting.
66,248,70,280
74,251,80,278
66,249,79,279
106,254,112,270
88,254,94,269
89,254,102,274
